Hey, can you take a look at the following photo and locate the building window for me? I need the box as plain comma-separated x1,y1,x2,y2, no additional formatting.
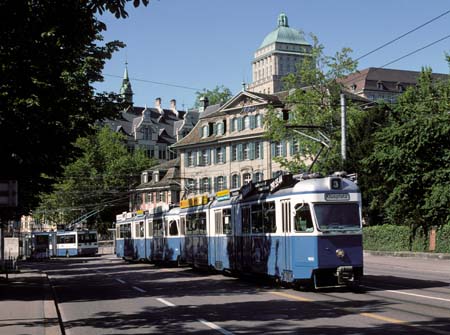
186,179,196,194
202,125,209,138
157,191,166,202
187,151,195,167
231,145,238,161
215,176,227,192
243,143,250,160
231,174,240,188
254,172,263,182
255,114,263,128
216,147,225,164
143,127,151,140
255,142,262,159
243,116,250,129
201,178,210,193
243,173,252,185
200,149,209,166
216,122,224,136
275,142,283,157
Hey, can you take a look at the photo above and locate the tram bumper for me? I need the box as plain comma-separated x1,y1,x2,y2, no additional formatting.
336,266,356,285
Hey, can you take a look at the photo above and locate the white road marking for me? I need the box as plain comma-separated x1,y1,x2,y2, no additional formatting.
364,285,450,303
132,286,146,293
198,319,234,335
156,298,176,307
115,278,126,284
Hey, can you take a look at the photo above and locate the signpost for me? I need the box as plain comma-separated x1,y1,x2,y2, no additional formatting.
0,180,18,277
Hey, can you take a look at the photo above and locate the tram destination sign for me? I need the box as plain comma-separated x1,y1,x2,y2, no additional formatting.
325,193,350,201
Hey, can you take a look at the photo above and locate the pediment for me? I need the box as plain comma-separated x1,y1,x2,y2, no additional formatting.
220,91,270,113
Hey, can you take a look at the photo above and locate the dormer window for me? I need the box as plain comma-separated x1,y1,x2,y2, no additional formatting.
397,83,404,92
351,84,357,91
202,125,209,138
377,81,384,90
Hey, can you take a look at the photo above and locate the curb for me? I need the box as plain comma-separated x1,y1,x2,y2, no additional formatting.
364,250,450,260
43,273,65,335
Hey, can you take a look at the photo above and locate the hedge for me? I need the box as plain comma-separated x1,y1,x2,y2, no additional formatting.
435,224,450,253
363,224,428,252
363,224,450,253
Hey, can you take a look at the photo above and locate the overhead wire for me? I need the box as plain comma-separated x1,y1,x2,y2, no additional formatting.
355,9,450,61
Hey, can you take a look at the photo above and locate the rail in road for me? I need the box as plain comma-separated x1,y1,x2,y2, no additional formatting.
29,255,450,335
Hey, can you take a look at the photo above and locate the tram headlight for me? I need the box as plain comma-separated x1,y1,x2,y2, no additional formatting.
336,249,345,259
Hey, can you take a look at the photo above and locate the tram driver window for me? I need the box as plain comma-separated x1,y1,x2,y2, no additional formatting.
294,204,314,233
169,220,178,236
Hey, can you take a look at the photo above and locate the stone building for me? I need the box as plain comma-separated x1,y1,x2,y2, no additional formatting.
340,67,448,103
247,13,312,94
102,64,200,163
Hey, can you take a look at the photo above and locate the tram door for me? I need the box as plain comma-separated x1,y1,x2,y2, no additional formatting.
281,200,293,282
213,210,223,270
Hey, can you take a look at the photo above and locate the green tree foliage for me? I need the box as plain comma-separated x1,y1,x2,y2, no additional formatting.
36,126,156,233
194,85,233,108
0,0,149,217
363,68,450,232
264,34,367,174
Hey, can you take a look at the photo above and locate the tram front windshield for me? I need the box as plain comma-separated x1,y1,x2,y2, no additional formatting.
314,203,360,231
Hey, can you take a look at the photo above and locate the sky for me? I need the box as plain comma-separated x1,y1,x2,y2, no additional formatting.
94,0,450,110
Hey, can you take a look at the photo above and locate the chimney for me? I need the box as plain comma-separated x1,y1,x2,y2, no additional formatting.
170,99,178,118
154,97,162,113
199,96,209,113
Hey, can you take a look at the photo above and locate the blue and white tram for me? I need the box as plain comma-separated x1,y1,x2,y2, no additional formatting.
115,215,133,260
208,173,363,288
163,207,184,264
55,230,98,257
130,212,151,261
179,196,210,268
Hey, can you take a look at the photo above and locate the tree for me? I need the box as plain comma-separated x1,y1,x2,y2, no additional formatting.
0,0,149,218
194,85,233,108
264,34,364,175
36,126,156,234
362,68,450,232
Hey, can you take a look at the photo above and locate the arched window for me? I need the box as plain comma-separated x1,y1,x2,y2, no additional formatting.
243,173,252,185
254,172,263,182
255,114,263,128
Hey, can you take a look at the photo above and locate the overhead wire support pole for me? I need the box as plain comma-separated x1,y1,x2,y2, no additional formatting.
341,94,347,164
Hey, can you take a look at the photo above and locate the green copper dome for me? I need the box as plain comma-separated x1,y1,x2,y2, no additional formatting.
259,13,309,49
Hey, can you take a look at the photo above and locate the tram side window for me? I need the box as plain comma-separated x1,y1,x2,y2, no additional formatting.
153,219,164,237
251,204,263,233
242,207,251,234
198,213,207,234
215,211,223,234
116,225,120,239
88,233,97,243
223,208,232,235
120,224,131,238
57,235,75,244
294,204,314,233
139,221,145,237
186,214,196,235
179,217,186,235
147,221,153,237
263,201,276,233
169,220,178,236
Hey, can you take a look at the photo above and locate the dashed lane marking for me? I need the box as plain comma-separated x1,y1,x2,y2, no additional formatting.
198,318,234,335
132,286,146,293
115,278,126,284
156,298,176,307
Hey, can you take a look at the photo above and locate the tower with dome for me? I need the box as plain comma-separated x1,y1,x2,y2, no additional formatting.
248,13,312,94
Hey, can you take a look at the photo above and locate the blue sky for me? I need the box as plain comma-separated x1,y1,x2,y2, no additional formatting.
94,0,450,110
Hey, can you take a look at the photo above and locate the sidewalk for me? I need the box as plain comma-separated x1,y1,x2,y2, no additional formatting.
0,269,62,335
364,250,450,260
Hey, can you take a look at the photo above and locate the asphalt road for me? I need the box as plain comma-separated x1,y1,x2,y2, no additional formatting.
30,254,450,335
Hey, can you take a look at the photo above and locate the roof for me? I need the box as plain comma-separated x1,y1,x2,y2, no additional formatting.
259,13,310,49
339,67,448,93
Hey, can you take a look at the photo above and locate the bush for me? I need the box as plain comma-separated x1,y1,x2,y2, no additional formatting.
435,224,450,253
363,225,429,252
